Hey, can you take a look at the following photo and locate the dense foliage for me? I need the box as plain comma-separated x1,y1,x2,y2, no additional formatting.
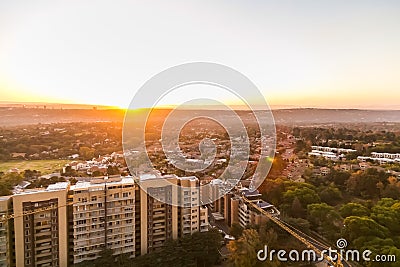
75,229,222,267
0,122,122,161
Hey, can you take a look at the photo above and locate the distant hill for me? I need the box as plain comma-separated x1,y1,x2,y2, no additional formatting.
272,108,400,125
0,107,125,126
0,101,117,110
0,107,400,126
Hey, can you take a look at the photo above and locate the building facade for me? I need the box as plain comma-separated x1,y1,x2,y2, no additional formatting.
138,174,209,254
0,174,209,266
12,183,69,267
0,196,12,267
69,177,136,264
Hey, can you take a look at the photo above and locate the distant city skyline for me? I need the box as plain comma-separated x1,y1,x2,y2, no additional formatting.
1,1,400,109
2,100,400,111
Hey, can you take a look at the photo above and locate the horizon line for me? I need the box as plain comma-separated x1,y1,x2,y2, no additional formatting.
1,101,400,111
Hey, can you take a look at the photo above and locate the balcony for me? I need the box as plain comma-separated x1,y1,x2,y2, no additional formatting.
35,235,52,242
37,242,52,248
35,228,51,235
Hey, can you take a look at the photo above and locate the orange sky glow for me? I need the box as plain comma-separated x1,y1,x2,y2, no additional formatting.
1,1,399,109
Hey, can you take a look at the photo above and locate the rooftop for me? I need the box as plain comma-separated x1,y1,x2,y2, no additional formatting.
177,176,198,181
240,188,261,197
46,182,70,191
255,200,274,209
70,176,135,190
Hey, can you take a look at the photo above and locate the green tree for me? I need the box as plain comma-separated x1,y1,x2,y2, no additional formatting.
307,203,342,240
260,178,286,206
130,230,222,267
227,229,262,267
283,183,321,207
291,196,305,218
0,183,12,196
79,146,95,160
107,165,119,175
0,172,24,196
339,203,370,218
326,170,350,189
346,169,389,198
318,185,342,205
370,198,400,234
230,223,244,239
343,216,389,247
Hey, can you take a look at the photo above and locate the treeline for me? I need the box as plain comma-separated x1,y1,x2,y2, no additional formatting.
75,229,222,267
293,127,399,144
0,170,67,196
0,122,122,161
293,126,400,157
226,199,400,267
0,172,24,196
256,169,400,266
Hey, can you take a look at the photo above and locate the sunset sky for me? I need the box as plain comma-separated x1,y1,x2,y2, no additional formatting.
0,0,400,109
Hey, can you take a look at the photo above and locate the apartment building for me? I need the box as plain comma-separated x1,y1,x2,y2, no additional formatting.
236,188,280,228
222,192,238,227
137,173,178,254
176,176,208,237
371,152,400,159
138,173,209,253
12,182,69,267
0,174,209,266
210,187,280,229
69,176,136,264
0,196,12,267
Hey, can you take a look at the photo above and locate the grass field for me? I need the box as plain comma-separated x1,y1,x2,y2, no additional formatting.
0,160,69,174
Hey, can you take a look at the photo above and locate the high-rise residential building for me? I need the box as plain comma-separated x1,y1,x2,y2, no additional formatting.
12,182,70,267
223,192,237,227
236,188,280,228
208,185,280,229
176,176,208,237
138,173,179,255
69,176,136,264
0,174,209,266
0,196,12,267
137,173,209,253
